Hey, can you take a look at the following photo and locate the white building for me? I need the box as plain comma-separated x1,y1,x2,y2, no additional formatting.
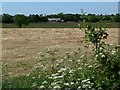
48,18,63,22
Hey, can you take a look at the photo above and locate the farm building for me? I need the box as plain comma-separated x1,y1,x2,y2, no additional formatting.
48,18,64,22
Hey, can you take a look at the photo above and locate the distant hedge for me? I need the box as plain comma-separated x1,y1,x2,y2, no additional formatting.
1,13,120,24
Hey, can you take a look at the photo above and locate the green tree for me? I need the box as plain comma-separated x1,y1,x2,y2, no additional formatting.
88,15,100,22
14,14,29,28
101,15,112,21
2,14,14,23
113,15,120,22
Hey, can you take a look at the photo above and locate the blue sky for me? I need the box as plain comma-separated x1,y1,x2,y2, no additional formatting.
2,2,118,15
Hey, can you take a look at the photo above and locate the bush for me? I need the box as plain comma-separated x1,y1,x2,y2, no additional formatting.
88,16,100,22
113,15,120,22
101,16,112,21
2,14,14,23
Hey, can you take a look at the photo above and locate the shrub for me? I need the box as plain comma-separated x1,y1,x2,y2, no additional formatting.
2,14,14,23
113,15,120,22
101,16,112,21
88,16,100,22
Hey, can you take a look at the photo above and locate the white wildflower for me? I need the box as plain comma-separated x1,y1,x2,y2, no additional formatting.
82,84,89,88
69,69,74,74
99,53,105,58
95,54,99,58
69,59,73,62
88,30,91,34
58,68,67,73
80,55,84,59
26,73,30,76
39,85,45,88
78,68,82,70
78,86,81,89
101,54,105,58
58,59,64,64
48,76,53,79
51,73,59,77
53,76,58,79
32,77,35,79
51,82,57,86
55,63,59,67
57,75,64,78
53,85,61,88
88,65,92,68
86,81,91,84
117,71,120,75
70,82,74,85
42,81,48,84
111,50,116,55
40,64,44,68
99,47,103,51
82,79,90,83
98,87,102,90
32,82,37,87
109,44,113,46
77,59,80,62
64,83,69,86
64,56,68,59
78,24,80,27
99,53,102,55
76,81,79,84
38,75,41,78
38,52,42,55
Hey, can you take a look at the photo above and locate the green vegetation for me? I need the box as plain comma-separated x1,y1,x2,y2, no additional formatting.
2,14,14,23
1,13,120,28
2,22,119,28
14,15,29,28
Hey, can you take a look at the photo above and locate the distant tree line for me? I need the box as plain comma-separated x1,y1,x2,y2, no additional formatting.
1,13,120,23
0,13,120,27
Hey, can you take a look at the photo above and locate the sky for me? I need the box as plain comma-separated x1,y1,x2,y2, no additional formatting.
2,2,118,15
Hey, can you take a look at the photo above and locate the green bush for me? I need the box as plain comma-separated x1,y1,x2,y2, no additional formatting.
101,16,112,21
113,15,120,22
88,16,100,22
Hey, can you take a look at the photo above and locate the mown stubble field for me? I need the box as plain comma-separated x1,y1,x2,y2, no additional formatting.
2,28,118,78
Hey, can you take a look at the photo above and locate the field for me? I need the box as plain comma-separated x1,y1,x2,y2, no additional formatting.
2,22,119,28
2,28,118,77
2,28,118,79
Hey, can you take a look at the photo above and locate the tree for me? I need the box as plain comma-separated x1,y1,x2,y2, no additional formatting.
2,14,14,23
39,16,48,22
34,14,40,22
73,16,80,22
14,14,29,28
58,12,64,18
88,15,100,22
29,14,40,23
0,15,2,23
101,15,112,21
113,15,120,22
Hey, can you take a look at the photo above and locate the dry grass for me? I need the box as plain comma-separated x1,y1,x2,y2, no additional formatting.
2,28,118,78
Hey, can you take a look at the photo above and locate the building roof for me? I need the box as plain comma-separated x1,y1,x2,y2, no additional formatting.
48,18,61,21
